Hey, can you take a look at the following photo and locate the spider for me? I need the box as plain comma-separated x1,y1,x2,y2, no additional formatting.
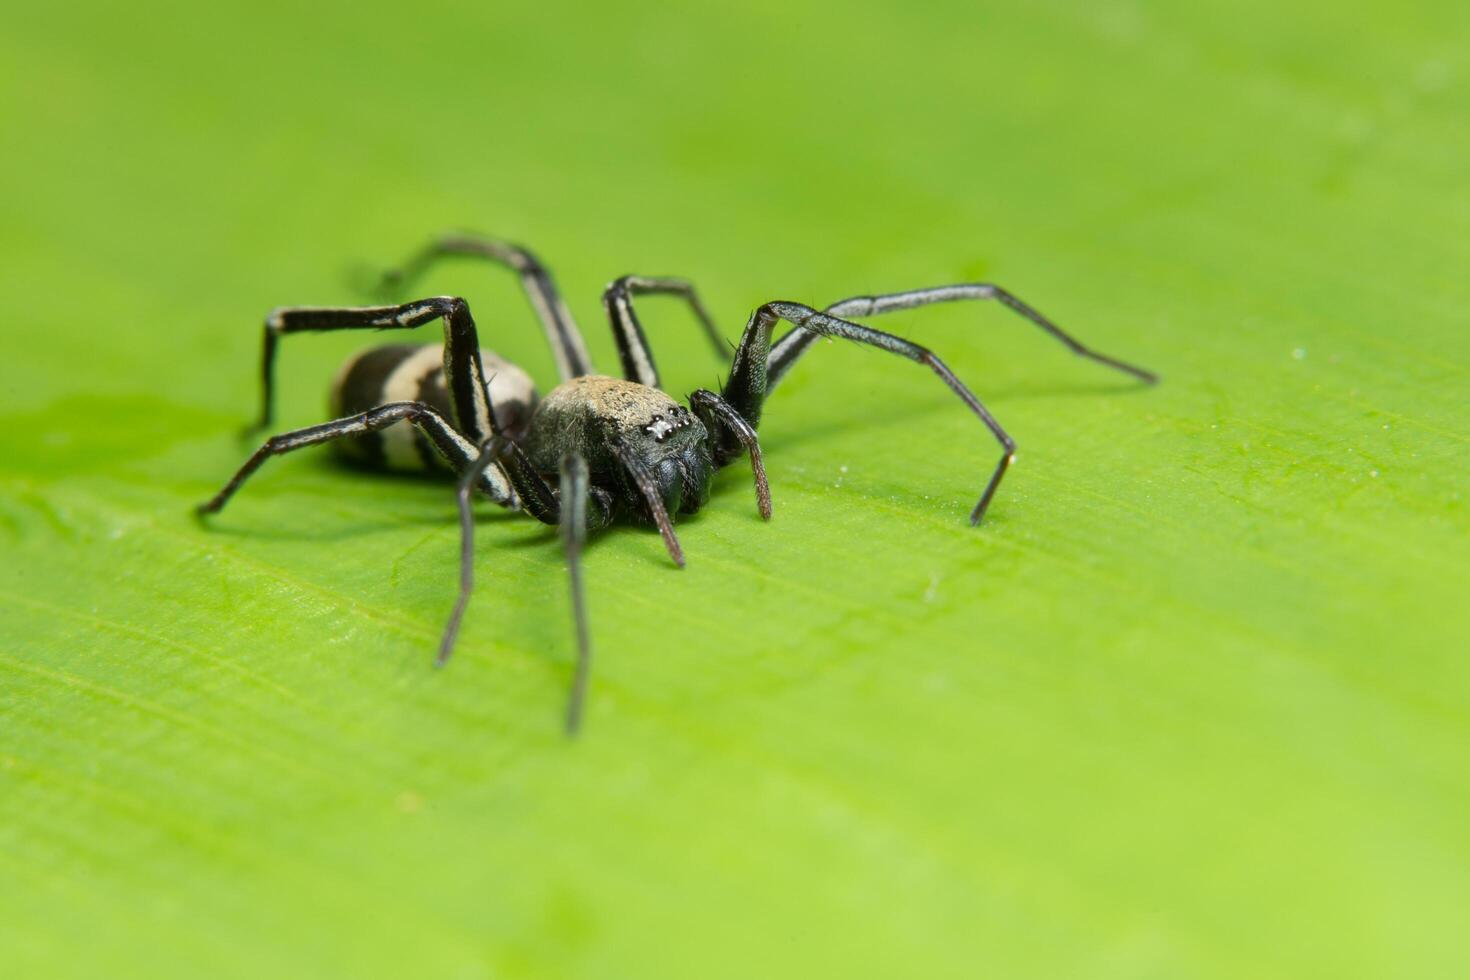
197,233,1156,732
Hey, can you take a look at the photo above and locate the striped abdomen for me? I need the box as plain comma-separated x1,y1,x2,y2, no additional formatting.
328,343,537,471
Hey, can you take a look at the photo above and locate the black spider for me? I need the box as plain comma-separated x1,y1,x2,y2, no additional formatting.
197,233,1156,732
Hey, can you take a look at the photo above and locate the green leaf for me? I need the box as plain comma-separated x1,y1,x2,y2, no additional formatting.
3,1,1468,977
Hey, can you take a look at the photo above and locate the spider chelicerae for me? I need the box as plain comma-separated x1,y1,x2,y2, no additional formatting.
197,233,1157,732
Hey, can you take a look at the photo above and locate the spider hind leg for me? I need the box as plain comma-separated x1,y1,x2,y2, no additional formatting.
196,401,515,517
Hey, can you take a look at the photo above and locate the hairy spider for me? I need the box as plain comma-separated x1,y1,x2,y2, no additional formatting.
197,233,1156,732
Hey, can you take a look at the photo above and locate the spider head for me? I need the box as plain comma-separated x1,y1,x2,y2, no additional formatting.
619,405,714,517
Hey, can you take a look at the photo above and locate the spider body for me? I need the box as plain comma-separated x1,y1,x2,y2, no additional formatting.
199,234,1157,732
330,342,538,469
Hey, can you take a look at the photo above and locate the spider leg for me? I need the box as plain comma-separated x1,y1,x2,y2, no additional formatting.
376,233,594,382
602,275,727,388
610,441,685,567
438,438,606,732
197,401,513,517
689,388,771,519
248,297,498,444
486,439,566,524
766,284,1158,393
559,452,593,735
485,432,680,567
722,302,1016,525
439,439,504,667
437,435,610,665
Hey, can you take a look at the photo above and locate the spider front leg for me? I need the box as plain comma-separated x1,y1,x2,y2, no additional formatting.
689,388,771,520
558,452,595,735
722,302,1016,525
767,283,1158,394
438,436,609,734
602,275,728,387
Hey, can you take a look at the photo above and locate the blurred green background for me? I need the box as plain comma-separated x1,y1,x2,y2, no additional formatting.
3,1,1468,977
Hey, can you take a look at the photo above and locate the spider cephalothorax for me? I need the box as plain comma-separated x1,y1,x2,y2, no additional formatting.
198,233,1156,732
523,375,716,532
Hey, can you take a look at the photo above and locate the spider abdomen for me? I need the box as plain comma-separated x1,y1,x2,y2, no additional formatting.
329,343,536,471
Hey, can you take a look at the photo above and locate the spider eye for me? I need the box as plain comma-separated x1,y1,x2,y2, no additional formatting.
643,414,678,442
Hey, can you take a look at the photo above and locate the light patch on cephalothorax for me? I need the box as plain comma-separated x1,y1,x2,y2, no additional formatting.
541,375,680,431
